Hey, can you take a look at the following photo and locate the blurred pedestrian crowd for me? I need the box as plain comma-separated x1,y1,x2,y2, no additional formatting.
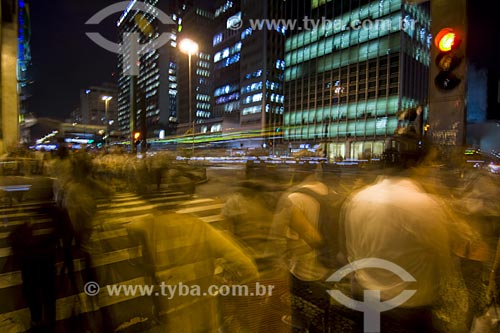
3,145,500,333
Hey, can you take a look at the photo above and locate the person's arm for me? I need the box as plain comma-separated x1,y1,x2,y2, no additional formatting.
289,204,322,248
207,223,259,284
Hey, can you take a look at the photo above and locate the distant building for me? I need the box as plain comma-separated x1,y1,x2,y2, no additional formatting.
79,83,118,132
68,106,82,125
467,63,488,124
283,0,430,160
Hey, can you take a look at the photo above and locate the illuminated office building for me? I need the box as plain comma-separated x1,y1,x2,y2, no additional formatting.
117,0,178,138
211,0,241,133
211,0,285,144
175,1,215,135
284,0,430,160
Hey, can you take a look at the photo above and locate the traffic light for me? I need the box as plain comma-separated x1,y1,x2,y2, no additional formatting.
434,27,463,91
133,131,141,146
428,0,467,147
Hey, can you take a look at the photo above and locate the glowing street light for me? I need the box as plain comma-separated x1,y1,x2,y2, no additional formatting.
179,38,199,155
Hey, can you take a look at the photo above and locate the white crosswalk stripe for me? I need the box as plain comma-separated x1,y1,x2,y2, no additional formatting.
0,189,226,332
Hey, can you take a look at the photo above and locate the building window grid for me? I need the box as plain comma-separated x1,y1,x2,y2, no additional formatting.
288,57,402,140
287,0,401,52
286,12,402,67
285,1,409,142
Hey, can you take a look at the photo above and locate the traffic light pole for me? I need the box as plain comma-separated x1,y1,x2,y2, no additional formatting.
126,33,140,155
130,75,138,154
428,0,467,149
188,53,194,155
140,86,147,154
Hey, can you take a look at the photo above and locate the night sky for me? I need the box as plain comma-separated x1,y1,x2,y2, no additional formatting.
28,0,119,120
27,1,500,121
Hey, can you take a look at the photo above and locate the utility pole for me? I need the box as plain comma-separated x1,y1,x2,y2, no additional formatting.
140,87,147,154
127,33,139,155
130,76,138,154
179,39,198,156
428,0,468,152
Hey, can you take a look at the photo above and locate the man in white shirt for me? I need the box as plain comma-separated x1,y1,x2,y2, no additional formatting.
342,175,462,332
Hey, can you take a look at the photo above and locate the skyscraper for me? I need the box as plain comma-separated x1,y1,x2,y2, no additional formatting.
176,1,215,136
117,0,178,139
211,0,285,148
211,0,241,133
284,0,430,160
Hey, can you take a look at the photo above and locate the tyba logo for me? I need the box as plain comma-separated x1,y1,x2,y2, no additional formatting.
85,1,175,75
326,258,417,333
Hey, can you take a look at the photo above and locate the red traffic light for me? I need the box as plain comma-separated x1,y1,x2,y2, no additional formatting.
134,132,141,140
434,27,463,91
435,28,461,52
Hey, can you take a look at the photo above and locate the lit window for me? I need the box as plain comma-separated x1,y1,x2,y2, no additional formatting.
275,59,285,70
213,33,223,46
241,27,253,40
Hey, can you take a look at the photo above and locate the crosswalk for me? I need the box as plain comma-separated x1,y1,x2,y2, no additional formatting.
0,189,226,333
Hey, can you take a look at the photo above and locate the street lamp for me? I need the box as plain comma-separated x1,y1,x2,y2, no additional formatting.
179,38,199,155
101,95,112,146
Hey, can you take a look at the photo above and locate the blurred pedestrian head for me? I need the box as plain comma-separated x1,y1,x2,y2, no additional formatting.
56,145,69,159
70,152,93,180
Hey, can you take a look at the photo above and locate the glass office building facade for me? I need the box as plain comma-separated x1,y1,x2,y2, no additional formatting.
284,0,430,160
210,0,285,142
117,0,178,137
176,2,215,135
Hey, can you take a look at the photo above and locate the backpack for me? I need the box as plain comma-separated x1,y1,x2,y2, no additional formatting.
292,186,347,269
